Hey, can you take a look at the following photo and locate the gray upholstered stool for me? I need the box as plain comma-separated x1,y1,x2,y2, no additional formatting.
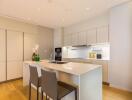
29,65,41,100
41,69,78,100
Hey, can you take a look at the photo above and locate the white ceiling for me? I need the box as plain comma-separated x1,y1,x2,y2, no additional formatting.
0,0,130,28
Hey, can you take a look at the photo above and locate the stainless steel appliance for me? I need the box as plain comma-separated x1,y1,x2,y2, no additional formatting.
55,48,62,61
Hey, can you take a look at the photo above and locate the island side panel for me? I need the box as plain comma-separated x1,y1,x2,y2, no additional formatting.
23,63,30,86
80,67,102,100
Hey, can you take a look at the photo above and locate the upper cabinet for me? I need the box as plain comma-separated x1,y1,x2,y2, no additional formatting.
87,29,97,45
64,33,71,46
71,33,78,46
97,26,109,43
63,25,109,46
78,31,87,45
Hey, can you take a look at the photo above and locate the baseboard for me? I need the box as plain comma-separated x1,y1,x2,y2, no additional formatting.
103,82,110,86
110,84,132,93
0,77,22,84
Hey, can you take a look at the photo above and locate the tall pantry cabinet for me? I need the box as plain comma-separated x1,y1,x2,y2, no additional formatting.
7,30,23,80
0,29,24,82
0,29,6,82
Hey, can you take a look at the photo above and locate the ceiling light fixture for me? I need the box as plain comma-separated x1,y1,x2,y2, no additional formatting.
86,8,90,11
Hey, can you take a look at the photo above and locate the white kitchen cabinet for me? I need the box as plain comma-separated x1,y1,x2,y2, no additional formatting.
7,61,23,80
0,29,6,82
0,62,6,82
97,26,109,43
24,33,39,60
87,29,97,45
78,31,87,45
92,60,108,82
7,30,23,80
64,33,71,46
63,26,109,46
64,32,87,46
71,33,78,46
0,29,6,62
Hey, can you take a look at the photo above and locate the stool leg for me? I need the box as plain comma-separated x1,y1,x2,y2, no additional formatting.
46,95,48,100
37,87,39,100
29,82,31,100
41,91,43,100
75,89,77,100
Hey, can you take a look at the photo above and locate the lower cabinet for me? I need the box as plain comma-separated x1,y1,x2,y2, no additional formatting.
87,60,109,83
7,61,23,80
0,62,6,82
92,60,108,83
0,29,6,82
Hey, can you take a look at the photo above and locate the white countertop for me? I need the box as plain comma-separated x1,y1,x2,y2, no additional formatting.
63,58,110,61
24,60,101,76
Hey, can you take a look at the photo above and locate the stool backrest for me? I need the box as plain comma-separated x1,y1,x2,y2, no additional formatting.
29,65,39,86
41,69,57,100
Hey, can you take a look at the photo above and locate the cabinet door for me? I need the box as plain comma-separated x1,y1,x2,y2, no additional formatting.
64,33,69,46
93,60,108,82
7,30,23,80
0,62,6,82
97,26,109,43
71,33,78,46
7,61,23,80
78,32,87,45
64,33,71,46
87,29,96,45
0,29,6,82
24,33,39,60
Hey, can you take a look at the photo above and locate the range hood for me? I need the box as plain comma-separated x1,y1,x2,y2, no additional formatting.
72,45,90,47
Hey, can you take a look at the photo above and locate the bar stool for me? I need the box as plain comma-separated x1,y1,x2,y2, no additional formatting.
29,65,41,100
41,69,78,100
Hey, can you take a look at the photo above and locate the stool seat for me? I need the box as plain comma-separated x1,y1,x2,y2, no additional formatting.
57,81,77,99
41,70,78,100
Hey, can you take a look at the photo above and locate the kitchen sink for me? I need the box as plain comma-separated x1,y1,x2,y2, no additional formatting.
49,60,68,64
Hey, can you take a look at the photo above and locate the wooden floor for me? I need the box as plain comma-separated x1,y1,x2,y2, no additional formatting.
0,79,131,100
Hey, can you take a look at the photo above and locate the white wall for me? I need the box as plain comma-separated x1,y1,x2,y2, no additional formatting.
0,16,54,59
109,2,132,91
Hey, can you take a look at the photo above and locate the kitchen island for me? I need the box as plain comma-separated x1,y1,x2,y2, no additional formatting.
23,60,102,100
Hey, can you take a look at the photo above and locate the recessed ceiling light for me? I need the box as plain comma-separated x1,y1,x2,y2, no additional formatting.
62,18,65,22
37,8,41,11
86,8,90,11
48,0,53,3
27,18,31,20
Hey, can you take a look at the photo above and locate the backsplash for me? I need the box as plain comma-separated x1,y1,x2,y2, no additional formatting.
62,43,110,60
